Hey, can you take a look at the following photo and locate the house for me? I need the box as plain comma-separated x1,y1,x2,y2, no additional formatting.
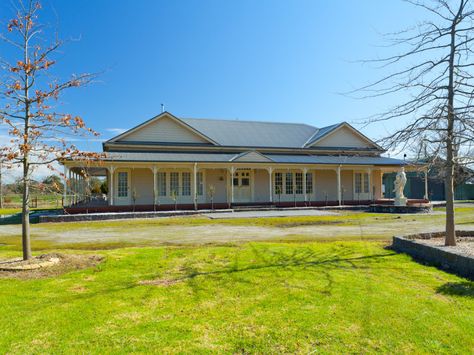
62,112,428,212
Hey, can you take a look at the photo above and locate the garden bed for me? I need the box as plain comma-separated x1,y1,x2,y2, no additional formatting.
392,231,474,280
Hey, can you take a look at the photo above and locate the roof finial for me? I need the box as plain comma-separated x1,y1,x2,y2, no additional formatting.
161,103,165,113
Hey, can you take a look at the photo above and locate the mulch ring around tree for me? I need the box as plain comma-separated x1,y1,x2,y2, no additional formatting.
0,253,104,279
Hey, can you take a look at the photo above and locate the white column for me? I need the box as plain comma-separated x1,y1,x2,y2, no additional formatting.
72,171,76,205
152,166,158,206
267,167,273,203
302,168,307,204
193,163,198,210
337,165,341,206
68,169,72,205
424,168,429,200
380,170,384,199
229,166,235,206
108,166,115,206
63,165,68,207
367,168,372,201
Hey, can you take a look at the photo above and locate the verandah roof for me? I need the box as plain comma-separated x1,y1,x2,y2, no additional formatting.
95,151,408,166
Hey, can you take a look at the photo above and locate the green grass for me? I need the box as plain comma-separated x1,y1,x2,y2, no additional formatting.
0,206,473,252
1,208,474,353
0,241,473,353
0,207,59,215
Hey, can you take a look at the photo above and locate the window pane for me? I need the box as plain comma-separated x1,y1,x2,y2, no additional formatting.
274,173,283,194
157,172,166,196
118,172,128,197
355,173,362,194
285,172,293,194
363,173,369,193
182,172,191,196
241,178,250,186
197,172,203,196
170,172,179,195
295,173,303,194
306,173,313,194
233,178,239,186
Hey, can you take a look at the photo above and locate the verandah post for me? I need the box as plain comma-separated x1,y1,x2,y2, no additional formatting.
337,165,342,206
193,163,198,210
267,167,273,204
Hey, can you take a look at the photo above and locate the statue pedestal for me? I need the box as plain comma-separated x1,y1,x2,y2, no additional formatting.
394,197,407,206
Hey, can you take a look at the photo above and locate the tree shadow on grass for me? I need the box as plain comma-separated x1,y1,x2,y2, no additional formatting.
158,246,396,289
436,282,474,297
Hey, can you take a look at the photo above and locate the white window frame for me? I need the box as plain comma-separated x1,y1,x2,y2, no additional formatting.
306,172,313,194
354,171,370,196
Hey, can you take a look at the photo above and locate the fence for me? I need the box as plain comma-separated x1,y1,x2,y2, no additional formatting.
1,194,63,209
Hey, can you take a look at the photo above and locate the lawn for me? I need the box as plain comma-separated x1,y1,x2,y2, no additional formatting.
1,205,474,250
1,207,474,353
1,241,474,353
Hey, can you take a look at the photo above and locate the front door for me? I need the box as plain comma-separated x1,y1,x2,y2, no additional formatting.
233,170,252,203
115,170,131,205
354,171,370,201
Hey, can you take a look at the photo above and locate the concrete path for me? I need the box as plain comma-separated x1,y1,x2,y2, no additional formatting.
204,209,339,219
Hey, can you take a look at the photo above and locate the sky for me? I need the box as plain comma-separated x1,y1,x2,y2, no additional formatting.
0,0,430,180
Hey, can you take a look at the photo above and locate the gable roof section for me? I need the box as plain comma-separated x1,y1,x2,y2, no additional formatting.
304,122,383,150
180,118,317,148
107,112,218,145
230,151,274,163
303,123,341,147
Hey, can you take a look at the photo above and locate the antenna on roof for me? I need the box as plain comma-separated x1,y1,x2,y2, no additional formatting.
161,103,165,113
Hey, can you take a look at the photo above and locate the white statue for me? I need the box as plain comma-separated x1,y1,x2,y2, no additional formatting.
393,167,407,206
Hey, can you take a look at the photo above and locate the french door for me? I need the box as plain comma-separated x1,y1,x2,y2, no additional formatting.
233,170,252,203
354,172,370,200
115,169,131,205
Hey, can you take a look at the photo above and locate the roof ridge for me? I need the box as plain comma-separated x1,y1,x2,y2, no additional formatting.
181,116,319,128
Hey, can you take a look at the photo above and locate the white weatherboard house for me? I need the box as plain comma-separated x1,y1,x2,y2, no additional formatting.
62,112,428,212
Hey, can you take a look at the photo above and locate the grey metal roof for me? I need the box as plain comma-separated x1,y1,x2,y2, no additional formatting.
103,151,406,166
105,112,383,151
104,152,237,162
180,118,318,148
267,154,408,165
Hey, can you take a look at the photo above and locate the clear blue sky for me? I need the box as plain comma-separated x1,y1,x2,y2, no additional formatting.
0,0,427,154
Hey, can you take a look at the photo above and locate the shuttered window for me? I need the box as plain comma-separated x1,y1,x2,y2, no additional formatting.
157,172,166,196
285,172,293,194
306,173,313,194
170,172,179,195
118,172,128,197
182,172,191,196
197,172,204,196
274,173,283,195
295,173,303,194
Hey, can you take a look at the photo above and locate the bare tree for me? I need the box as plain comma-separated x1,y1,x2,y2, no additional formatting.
354,0,474,246
0,0,101,260
0,160,4,209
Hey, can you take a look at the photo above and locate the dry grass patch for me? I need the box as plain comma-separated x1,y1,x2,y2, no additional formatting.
0,253,103,279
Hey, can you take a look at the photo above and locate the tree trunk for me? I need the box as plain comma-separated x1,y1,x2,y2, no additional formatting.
444,6,459,247
0,161,3,209
445,161,456,246
21,162,31,260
